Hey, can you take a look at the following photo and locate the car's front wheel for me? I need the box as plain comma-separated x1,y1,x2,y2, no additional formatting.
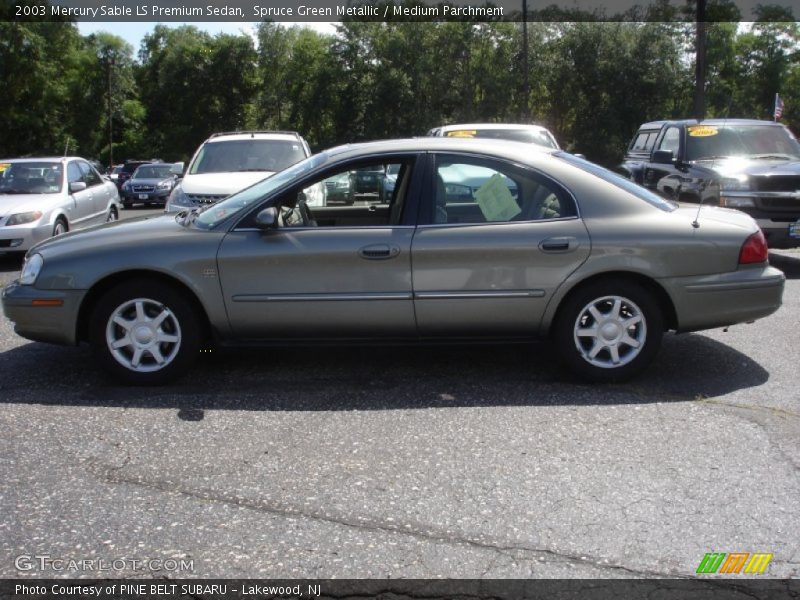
89,280,201,385
554,279,663,382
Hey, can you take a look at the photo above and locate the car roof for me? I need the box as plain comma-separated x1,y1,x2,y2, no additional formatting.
638,118,783,129
323,137,559,164
205,131,303,143
0,157,82,163
435,123,553,132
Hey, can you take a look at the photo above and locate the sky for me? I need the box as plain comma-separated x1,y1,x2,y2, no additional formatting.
76,21,337,53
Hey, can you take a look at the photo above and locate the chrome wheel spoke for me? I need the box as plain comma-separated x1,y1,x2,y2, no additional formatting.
106,297,182,373
573,294,647,370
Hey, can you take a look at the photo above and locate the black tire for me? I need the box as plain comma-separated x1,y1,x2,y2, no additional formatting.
88,279,201,385
106,206,119,222
553,279,663,383
52,218,68,237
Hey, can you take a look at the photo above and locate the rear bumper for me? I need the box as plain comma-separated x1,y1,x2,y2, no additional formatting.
1,280,84,345
662,266,785,333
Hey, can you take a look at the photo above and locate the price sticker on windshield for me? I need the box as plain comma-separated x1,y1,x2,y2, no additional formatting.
0,163,10,172
688,126,719,137
446,130,477,138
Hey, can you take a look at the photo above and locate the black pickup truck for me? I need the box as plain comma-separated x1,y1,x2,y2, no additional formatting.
619,119,800,248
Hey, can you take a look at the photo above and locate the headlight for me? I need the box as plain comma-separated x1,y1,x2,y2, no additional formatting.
6,211,43,226
157,180,172,190
167,186,193,209
19,253,43,285
720,176,750,191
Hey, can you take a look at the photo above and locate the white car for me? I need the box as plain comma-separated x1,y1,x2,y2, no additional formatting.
428,123,560,150
0,157,121,253
165,130,321,212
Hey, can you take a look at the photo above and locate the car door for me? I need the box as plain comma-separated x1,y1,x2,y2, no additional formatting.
65,160,94,227
216,156,421,339
411,153,591,336
644,125,684,199
80,160,114,219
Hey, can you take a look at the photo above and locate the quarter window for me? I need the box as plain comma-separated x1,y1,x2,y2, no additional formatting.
428,156,575,225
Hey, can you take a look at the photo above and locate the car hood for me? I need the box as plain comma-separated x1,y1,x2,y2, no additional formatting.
0,193,62,217
31,214,189,256
695,156,800,178
180,172,275,195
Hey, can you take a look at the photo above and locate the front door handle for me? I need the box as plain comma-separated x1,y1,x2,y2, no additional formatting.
358,244,400,260
539,237,578,253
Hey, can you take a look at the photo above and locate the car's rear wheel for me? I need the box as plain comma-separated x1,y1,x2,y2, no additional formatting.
89,280,201,385
554,279,663,382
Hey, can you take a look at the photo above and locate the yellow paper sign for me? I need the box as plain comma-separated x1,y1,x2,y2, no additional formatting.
474,173,521,222
688,125,719,137
446,130,477,138
0,163,10,172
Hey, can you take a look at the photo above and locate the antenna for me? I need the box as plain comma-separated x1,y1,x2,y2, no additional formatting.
63,138,69,157
692,94,734,229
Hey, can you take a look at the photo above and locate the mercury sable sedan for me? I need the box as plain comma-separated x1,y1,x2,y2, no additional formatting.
2,138,785,385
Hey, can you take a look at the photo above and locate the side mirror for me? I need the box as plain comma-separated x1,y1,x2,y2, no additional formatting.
255,207,278,229
573,153,586,160
170,162,185,178
69,181,87,193
652,150,674,165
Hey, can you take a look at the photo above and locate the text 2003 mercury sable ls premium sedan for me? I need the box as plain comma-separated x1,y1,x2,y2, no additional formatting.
2,138,785,385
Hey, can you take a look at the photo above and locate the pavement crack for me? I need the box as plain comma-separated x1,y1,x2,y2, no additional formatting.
88,461,689,578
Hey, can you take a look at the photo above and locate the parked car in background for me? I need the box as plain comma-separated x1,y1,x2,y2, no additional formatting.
108,164,124,185
120,163,180,208
2,138,783,385
165,130,318,212
0,157,120,253
619,119,800,248
115,160,153,191
428,123,560,150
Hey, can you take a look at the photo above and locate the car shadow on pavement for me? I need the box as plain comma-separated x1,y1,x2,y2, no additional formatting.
0,333,769,420
769,251,800,280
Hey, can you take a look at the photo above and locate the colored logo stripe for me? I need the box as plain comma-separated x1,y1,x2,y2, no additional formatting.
696,553,773,574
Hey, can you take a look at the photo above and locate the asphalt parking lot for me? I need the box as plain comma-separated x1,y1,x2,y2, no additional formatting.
0,206,798,579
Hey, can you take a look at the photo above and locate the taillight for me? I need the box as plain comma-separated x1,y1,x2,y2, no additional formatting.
738,231,768,264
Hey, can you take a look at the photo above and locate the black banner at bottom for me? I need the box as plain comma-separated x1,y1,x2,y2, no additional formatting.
3,579,800,600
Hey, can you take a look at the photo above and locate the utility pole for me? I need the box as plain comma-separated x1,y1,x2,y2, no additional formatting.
105,53,115,169
693,0,707,121
522,0,530,120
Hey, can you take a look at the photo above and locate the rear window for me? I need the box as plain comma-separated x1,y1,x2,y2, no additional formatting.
557,153,677,212
444,128,558,149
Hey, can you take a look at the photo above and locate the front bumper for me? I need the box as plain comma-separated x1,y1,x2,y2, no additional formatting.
1,280,85,345
754,219,800,249
122,189,171,205
0,222,53,253
662,265,785,333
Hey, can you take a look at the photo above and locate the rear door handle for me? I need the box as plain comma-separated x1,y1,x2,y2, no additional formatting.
358,244,400,260
539,237,578,253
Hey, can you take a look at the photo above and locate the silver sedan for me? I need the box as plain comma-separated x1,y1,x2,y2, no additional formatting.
2,138,784,385
0,157,121,252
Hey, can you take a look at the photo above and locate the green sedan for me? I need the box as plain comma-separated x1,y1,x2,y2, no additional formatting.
2,138,785,385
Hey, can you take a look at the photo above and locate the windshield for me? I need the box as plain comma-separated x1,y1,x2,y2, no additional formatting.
190,139,308,175
557,153,676,212
134,165,173,179
194,153,329,229
685,124,800,161
445,128,558,149
0,161,63,194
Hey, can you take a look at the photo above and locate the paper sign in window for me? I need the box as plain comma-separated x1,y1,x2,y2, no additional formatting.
474,173,521,222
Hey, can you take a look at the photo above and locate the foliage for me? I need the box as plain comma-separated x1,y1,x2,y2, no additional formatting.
1,14,798,167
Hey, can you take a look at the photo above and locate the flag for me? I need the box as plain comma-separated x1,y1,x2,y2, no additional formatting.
774,93,784,120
